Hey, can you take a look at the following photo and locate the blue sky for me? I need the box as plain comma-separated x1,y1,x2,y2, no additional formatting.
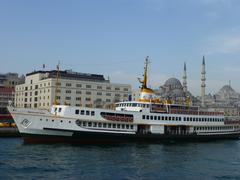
1,0,240,95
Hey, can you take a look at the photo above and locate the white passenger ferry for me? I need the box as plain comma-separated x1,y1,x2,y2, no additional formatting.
8,58,240,143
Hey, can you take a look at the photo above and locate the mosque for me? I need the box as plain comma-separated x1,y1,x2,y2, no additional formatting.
132,56,240,116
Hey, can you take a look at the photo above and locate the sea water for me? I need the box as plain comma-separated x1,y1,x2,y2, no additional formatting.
0,138,240,179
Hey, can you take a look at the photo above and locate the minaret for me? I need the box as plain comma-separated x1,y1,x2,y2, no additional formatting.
201,56,206,107
183,62,187,93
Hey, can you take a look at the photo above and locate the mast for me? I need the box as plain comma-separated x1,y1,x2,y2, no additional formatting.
54,62,60,105
139,56,149,89
201,56,206,107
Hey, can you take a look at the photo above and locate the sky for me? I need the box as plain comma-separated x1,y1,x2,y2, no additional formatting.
1,0,240,96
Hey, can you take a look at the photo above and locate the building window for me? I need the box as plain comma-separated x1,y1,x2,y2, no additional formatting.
85,97,91,101
66,83,71,87
106,86,111,90
123,88,128,91
76,97,81,101
75,109,79,114
35,85,38,89
97,92,102,95
106,99,111,102
106,93,111,96
115,87,120,91
76,84,82,87
66,90,71,94
66,97,71,100
76,91,81,94
97,86,102,89
86,85,91,88
86,91,91,95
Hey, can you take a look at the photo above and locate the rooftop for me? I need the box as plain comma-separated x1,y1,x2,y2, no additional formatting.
26,70,109,83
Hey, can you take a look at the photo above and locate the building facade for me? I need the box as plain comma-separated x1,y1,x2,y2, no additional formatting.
0,73,23,113
0,73,23,88
15,70,131,109
0,87,14,113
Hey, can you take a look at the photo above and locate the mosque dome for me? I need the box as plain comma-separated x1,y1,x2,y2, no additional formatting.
171,89,184,97
164,78,183,90
219,85,235,93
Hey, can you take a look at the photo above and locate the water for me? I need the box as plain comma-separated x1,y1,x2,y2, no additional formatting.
1,138,240,179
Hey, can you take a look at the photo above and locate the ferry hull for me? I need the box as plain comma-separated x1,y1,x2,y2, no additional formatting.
21,131,240,144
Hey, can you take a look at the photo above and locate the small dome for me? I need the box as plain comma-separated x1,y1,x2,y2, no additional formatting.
164,78,183,89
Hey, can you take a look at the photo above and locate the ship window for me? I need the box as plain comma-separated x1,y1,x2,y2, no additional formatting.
75,109,79,114
52,120,54,122
58,108,62,112
169,117,172,121
46,119,48,121
146,115,149,120
193,118,195,122
88,122,92,127
154,116,157,120
98,123,102,127
132,103,137,107
187,117,189,121
76,120,81,126
121,124,125,129
40,119,42,121
158,116,161,120
81,110,84,115
69,121,71,123
142,115,145,119
117,124,120,128
173,117,176,121
91,111,95,116
130,125,133,129
86,111,90,115
190,118,192,121
126,125,129,129
113,124,116,128
108,123,112,128
161,116,164,120
82,122,86,126
103,123,107,128
60,120,63,123
183,117,186,121
93,122,97,127
150,116,153,120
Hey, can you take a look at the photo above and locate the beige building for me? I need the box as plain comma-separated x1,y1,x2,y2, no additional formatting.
15,70,131,109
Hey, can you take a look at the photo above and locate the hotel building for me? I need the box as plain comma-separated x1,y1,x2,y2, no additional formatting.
15,70,131,109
